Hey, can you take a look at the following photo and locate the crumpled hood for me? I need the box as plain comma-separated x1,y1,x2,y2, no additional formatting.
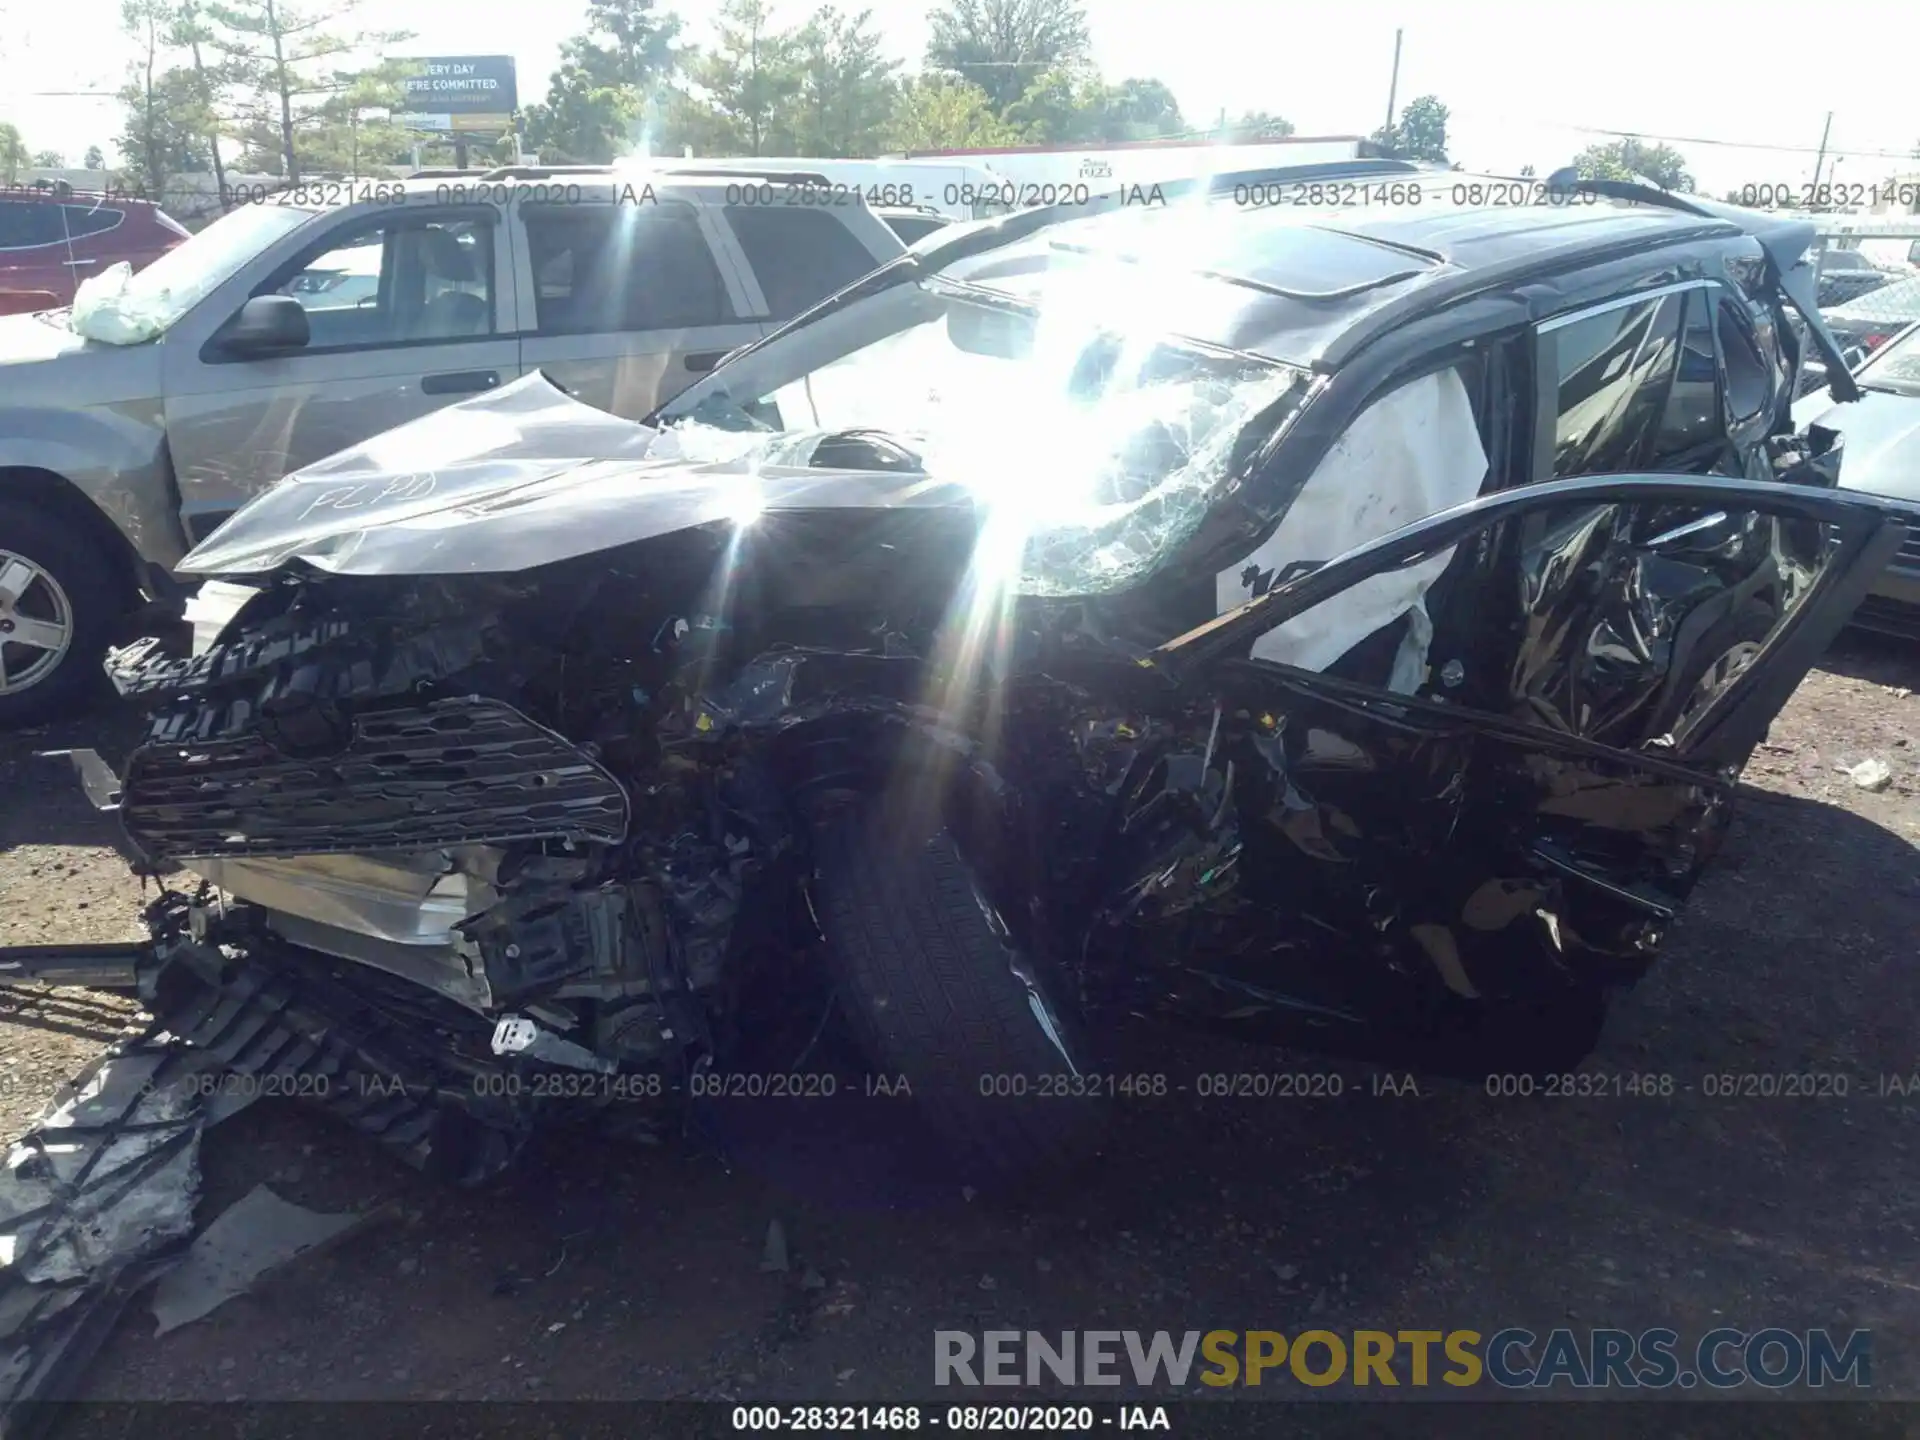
180,372,975,578
1795,387,1920,504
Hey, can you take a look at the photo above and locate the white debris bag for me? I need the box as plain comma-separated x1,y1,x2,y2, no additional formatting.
69,261,169,345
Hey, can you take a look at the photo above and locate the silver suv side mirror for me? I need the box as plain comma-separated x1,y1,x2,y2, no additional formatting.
223,295,310,355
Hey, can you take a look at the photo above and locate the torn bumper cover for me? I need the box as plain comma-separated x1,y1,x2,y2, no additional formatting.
0,1025,213,1425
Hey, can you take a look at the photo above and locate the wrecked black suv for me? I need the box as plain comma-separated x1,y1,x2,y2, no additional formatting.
18,174,1915,1187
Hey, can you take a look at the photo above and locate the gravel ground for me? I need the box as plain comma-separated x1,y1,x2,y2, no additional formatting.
2,634,1917,1406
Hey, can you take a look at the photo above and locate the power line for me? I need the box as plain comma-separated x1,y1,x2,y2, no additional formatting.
1446,111,1919,161
1159,109,1918,162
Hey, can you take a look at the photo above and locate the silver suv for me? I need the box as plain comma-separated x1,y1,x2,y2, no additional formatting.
0,165,904,724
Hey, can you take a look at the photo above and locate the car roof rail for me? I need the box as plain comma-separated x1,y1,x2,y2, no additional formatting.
1541,165,1708,216
8,178,77,199
650,164,836,187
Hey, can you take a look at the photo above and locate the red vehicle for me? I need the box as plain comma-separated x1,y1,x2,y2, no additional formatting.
0,183,190,315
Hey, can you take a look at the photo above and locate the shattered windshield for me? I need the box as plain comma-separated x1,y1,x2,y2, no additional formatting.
1857,323,1920,396
69,202,315,344
654,273,1309,596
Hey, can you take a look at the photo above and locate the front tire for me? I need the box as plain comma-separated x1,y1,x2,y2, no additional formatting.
0,501,121,728
810,812,1106,1187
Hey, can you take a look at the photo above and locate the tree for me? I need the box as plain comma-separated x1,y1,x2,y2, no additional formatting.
1004,68,1182,145
672,0,802,156
523,0,682,162
586,0,685,79
31,150,64,168
1001,66,1090,143
885,74,1017,152
206,0,411,182
84,146,107,169
118,65,217,196
1214,109,1293,142
0,124,28,185
1573,137,1693,192
522,64,637,163
925,0,1088,113
298,58,418,174
171,0,231,206
122,0,191,200
1370,93,1448,164
790,7,896,157
1098,77,1181,142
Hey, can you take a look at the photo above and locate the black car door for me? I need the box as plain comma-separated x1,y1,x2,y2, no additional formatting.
1106,475,1911,1073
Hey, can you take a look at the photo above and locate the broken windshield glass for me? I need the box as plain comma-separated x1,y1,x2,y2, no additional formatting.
653,275,1310,596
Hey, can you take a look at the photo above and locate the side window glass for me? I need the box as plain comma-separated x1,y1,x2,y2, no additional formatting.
1253,492,1829,753
885,214,945,245
1645,289,1723,466
629,208,728,329
60,205,123,241
1547,294,1684,478
0,200,68,250
282,233,385,310
267,216,495,349
1717,302,1771,425
523,207,599,334
522,203,728,336
726,206,877,320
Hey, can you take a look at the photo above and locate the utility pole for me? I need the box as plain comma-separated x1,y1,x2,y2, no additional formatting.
1382,29,1403,138
1811,111,1833,188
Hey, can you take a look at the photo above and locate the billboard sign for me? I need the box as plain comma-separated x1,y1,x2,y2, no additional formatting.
396,55,517,133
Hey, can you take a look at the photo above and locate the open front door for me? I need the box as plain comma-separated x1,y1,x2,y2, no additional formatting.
1106,473,1913,1074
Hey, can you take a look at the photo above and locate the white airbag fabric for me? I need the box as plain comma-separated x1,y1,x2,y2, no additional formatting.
69,262,169,345
1214,366,1488,692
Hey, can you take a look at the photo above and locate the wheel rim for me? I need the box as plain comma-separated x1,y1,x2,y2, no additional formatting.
0,549,76,696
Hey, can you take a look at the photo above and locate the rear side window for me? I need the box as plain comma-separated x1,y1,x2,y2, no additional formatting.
727,207,877,321
61,204,123,240
884,214,947,245
1646,289,1723,467
0,200,70,250
523,202,729,335
1545,293,1685,478
1716,302,1771,424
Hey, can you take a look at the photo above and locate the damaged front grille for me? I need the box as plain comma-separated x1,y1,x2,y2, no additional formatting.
122,696,630,860
108,614,496,741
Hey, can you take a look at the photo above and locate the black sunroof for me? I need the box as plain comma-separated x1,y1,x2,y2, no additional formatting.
1046,204,1444,301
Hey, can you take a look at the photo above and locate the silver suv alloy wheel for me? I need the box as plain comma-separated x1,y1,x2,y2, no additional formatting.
0,549,77,697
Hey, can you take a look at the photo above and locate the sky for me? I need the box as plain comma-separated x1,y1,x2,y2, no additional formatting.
5,0,1919,200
